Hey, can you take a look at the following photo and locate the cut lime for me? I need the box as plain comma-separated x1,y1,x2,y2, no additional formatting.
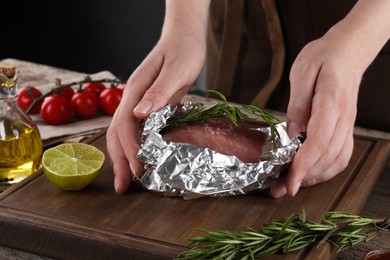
42,143,105,191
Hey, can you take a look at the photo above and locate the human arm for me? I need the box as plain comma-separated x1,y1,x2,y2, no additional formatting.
270,0,390,198
107,0,210,193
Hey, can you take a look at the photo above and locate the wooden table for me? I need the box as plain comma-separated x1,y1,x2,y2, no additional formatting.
1,59,389,260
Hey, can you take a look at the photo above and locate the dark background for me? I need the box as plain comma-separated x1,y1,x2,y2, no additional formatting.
1,1,166,81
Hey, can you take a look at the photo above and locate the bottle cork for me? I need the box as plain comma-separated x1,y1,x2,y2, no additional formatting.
0,63,17,78
0,63,17,86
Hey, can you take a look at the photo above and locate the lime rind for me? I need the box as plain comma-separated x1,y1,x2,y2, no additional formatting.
42,143,105,190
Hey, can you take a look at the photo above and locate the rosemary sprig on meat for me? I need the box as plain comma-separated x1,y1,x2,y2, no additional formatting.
176,210,390,260
163,90,281,145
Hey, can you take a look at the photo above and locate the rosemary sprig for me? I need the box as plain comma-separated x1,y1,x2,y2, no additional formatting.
176,210,390,260
163,90,281,145
26,75,124,114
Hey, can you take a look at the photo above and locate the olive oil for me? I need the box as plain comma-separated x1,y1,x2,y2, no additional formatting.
0,63,43,184
0,119,42,183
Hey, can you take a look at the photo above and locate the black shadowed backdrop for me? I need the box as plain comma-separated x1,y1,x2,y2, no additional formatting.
1,1,165,81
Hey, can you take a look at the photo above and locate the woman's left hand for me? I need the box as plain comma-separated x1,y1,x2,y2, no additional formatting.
270,24,363,198
270,0,390,198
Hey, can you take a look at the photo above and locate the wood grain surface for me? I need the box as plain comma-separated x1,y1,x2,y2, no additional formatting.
1,59,389,260
0,129,389,260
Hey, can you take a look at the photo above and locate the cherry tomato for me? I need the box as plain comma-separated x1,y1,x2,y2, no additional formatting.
82,82,106,99
99,88,123,116
71,91,98,119
17,86,43,114
59,86,75,102
40,94,72,125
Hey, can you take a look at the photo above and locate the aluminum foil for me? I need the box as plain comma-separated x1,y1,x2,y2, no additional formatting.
136,103,302,200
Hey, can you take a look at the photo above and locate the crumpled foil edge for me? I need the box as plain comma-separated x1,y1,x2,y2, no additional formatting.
136,103,302,200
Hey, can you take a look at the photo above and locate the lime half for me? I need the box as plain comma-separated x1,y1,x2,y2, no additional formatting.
42,143,105,191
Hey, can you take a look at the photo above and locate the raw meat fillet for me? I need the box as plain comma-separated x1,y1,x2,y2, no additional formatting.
162,118,268,163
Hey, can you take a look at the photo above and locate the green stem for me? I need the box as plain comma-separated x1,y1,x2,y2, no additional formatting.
176,211,389,260
163,91,281,146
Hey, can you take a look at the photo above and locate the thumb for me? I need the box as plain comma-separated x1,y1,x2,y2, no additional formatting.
287,68,318,138
287,121,307,139
134,65,197,119
286,42,327,138
133,81,189,120
286,92,311,139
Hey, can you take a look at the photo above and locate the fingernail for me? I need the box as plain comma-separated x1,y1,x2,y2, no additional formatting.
130,163,137,177
134,100,152,115
114,176,119,192
272,186,287,199
292,181,301,196
287,122,301,138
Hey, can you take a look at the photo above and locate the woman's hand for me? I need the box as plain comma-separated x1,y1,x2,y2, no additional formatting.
270,33,361,198
270,0,390,198
107,0,210,193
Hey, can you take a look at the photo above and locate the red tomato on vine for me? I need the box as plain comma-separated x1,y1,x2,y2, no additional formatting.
82,82,106,99
71,91,98,119
17,86,43,114
59,86,75,102
99,88,123,116
40,94,72,125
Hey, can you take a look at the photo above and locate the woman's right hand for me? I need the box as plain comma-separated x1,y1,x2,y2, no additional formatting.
107,0,210,193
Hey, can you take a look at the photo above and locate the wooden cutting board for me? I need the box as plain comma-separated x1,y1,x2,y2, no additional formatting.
0,130,389,260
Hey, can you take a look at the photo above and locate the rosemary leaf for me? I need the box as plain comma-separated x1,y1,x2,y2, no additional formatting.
284,233,317,253
305,222,335,231
218,240,246,245
163,91,281,145
348,218,374,227
176,211,389,260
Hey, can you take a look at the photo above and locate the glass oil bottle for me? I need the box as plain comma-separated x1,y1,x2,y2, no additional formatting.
0,64,43,184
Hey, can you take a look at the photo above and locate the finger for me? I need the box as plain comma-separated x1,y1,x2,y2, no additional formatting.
285,79,339,196
125,50,165,107
299,109,354,187
123,68,191,177
170,86,191,106
114,100,144,178
134,58,199,118
301,129,354,187
269,177,288,199
106,125,132,193
287,45,321,137
110,50,165,179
